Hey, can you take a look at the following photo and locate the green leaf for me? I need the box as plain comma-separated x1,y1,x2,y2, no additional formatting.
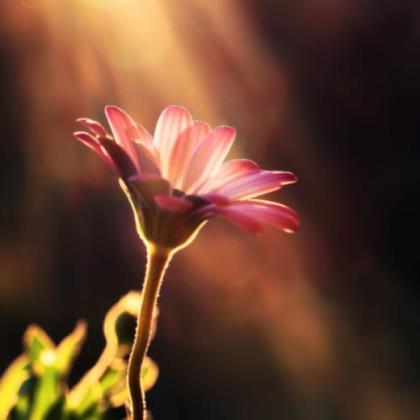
29,353,61,420
0,354,30,419
9,395,30,420
71,383,103,417
9,375,37,420
99,359,126,395
70,392,105,419
23,325,55,364
55,321,87,377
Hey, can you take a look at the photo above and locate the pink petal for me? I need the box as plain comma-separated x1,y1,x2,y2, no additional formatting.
153,106,193,178
135,142,161,176
199,193,231,205
211,205,262,234
215,170,297,200
197,158,259,194
97,137,138,179
77,118,108,137
105,105,146,171
73,131,114,167
73,130,99,148
167,121,211,189
183,126,236,194
154,195,193,213
136,123,153,146
227,199,299,233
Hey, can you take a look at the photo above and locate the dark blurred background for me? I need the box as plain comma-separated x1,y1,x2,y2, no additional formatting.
0,0,419,419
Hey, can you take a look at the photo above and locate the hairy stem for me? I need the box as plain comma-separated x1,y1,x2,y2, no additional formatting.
127,244,172,420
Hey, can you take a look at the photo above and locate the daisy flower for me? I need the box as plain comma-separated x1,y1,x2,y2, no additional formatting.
74,105,299,249
73,105,299,420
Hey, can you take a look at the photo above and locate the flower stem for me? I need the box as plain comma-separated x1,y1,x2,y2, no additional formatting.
127,244,173,420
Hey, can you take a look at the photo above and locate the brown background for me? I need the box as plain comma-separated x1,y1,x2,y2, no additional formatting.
0,1,419,419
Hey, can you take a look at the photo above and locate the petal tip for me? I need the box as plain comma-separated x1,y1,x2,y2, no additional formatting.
159,105,193,123
218,125,236,135
283,226,298,234
165,104,189,113
286,172,298,184
271,171,298,186
104,104,126,118
73,131,93,141
104,104,118,112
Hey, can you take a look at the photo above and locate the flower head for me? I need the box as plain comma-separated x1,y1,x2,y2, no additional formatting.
74,106,299,250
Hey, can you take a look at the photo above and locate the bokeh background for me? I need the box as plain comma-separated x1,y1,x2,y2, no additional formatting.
1,0,419,419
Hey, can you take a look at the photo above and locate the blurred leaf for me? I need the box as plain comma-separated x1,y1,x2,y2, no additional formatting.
0,355,30,419
3,291,159,419
8,376,36,420
55,321,87,377
71,387,104,418
103,291,142,357
100,359,126,395
9,393,30,420
23,325,55,363
69,360,126,416
141,356,159,392
29,354,61,420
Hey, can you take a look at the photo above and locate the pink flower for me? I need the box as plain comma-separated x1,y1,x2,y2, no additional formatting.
74,106,299,248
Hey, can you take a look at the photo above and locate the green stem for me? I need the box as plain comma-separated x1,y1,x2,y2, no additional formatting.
127,244,173,420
